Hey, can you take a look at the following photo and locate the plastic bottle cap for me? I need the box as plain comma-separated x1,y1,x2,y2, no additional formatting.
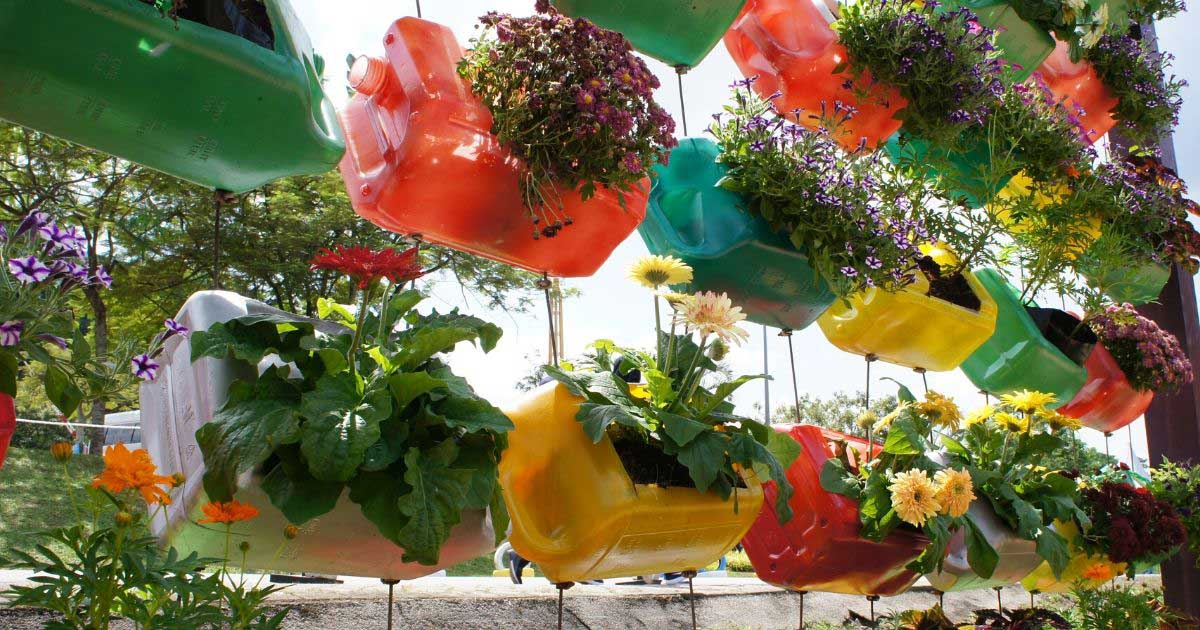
349,56,389,96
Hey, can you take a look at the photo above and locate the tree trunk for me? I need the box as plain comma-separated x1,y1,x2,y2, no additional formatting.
83,282,109,453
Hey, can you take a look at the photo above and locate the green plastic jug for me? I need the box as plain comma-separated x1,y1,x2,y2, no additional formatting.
0,0,344,193
550,0,747,68
884,133,1012,209
960,269,1087,406
640,137,836,332
940,0,1053,79
1086,262,1170,305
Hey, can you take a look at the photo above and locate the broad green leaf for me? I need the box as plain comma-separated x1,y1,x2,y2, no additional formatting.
489,485,509,545
1036,527,1071,579
317,298,357,328
0,351,16,396
261,448,345,524
190,318,297,366
676,431,730,493
360,416,411,472
880,377,917,403
643,367,676,406
197,370,303,501
299,373,392,482
964,517,1000,579
393,326,485,371
660,412,710,447
388,371,447,412
909,515,952,573
575,403,642,442
43,365,82,418
940,434,970,458
367,347,393,372
694,374,767,417
764,430,803,470
819,457,860,498
882,417,924,455
453,434,500,510
437,393,514,433
737,433,795,523
542,364,590,399
395,442,473,565
349,470,409,543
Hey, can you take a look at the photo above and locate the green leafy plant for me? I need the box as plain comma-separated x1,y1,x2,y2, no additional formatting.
710,86,932,297
971,607,1070,629
1149,459,1200,567
547,258,797,520
1068,583,1189,630
1007,0,1116,56
1085,33,1184,145
941,391,1088,578
190,245,511,565
820,382,990,575
834,0,1003,148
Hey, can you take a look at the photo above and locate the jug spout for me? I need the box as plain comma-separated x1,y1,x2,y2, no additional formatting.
350,56,391,96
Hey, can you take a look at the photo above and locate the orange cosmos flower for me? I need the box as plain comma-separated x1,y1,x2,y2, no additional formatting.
91,443,174,506
199,500,260,524
1081,562,1115,582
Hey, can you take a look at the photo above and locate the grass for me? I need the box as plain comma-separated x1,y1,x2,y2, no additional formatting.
0,447,111,562
446,554,499,577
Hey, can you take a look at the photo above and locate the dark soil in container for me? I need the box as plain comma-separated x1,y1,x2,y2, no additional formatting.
917,256,981,312
146,0,275,49
610,430,748,491
1026,306,1098,366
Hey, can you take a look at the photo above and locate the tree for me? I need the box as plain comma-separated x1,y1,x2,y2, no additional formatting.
1041,432,1119,474
770,390,899,435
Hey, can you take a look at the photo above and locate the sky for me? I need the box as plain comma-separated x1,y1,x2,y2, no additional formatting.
289,0,1200,468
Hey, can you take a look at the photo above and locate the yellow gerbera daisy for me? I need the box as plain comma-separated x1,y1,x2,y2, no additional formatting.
659,291,691,308
917,391,962,431
873,401,911,433
994,412,1028,433
1000,390,1058,414
934,468,975,518
1036,408,1082,431
628,255,693,289
889,469,941,527
965,405,994,427
856,411,879,432
675,291,750,346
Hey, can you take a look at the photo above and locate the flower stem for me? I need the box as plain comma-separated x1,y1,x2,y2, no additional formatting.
653,295,663,366
348,285,374,377
60,460,84,530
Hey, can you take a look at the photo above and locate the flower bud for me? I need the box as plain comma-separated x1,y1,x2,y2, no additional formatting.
284,524,299,540
238,541,251,554
171,472,186,488
115,511,134,527
50,441,73,462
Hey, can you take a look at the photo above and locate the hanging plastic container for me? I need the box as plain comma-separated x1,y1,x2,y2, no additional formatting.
500,382,763,584
937,0,1053,81
0,0,344,193
884,134,1011,208
1020,521,1126,593
961,269,1089,406
724,0,906,152
1059,342,1154,434
0,392,13,470
817,245,999,371
548,0,747,68
1034,39,1118,146
992,172,1102,259
141,291,496,579
640,138,836,331
338,17,648,278
1086,262,1171,306
741,425,929,596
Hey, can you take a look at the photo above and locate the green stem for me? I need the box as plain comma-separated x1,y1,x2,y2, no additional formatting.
60,460,84,530
664,321,678,376
653,295,663,367
673,335,709,411
348,285,374,377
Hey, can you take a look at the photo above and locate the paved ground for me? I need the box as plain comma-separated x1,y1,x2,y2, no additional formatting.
0,571,1159,629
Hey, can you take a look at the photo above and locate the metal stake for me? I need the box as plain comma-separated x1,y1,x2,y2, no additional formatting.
914,367,928,394
781,329,801,422
556,582,574,630
1127,424,1136,469
675,67,689,136
381,578,400,630
539,273,559,366
1105,431,1112,457
797,591,807,629
994,586,1003,613
685,570,699,630
864,354,877,449
867,595,880,627
414,0,421,17
1031,590,1037,608
937,590,944,609
763,325,771,424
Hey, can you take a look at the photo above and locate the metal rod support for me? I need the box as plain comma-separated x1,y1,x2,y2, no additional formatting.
867,595,879,627
415,0,421,17
540,273,558,366
994,586,1002,613
783,329,801,422
915,367,928,394
763,325,770,424
687,571,698,630
676,68,689,136
797,591,806,630
381,579,400,630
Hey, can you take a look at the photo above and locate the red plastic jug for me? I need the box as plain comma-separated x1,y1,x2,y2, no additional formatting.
337,18,649,278
1059,343,1154,433
1034,40,1117,145
741,425,930,596
0,392,13,470
724,0,906,152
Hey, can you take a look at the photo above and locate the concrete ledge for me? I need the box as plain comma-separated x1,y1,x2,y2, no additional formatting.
0,574,1161,629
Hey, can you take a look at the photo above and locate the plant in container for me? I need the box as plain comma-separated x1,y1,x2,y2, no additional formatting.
501,266,795,583
0,211,141,469
820,384,995,580
741,425,932,596
929,391,1088,591
1149,459,1200,568
1060,303,1192,432
817,244,999,372
1004,0,1116,58
1072,475,1187,576
165,245,508,577
724,0,1001,151
338,15,674,277
0,0,344,193
538,0,748,68
961,270,1094,405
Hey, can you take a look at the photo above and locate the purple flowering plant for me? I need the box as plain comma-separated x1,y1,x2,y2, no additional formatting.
710,86,933,297
1090,303,1192,392
457,10,677,238
1007,0,1117,57
834,0,1004,149
1084,33,1185,145
0,211,162,419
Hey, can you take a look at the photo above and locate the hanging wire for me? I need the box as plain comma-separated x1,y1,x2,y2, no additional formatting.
414,0,422,18
914,367,928,394
1104,432,1112,457
761,326,770,424
1127,424,1136,469
796,591,807,630
994,586,1003,613
540,273,559,366
686,571,699,630
675,67,689,136
781,329,801,422
382,579,400,630
864,354,877,448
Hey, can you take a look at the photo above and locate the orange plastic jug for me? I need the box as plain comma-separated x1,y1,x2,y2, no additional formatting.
500,383,764,584
724,0,906,152
1034,40,1117,146
741,426,930,596
337,18,649,278
1059,342,1154,433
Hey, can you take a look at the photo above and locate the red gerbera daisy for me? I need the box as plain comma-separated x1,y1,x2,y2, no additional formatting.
310,245,424,289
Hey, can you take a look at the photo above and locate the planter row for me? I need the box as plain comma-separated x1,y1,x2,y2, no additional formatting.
130,290,1116,593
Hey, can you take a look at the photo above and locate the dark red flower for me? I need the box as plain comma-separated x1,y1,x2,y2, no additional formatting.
310,245,424,289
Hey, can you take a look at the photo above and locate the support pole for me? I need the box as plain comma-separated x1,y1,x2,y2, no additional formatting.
556,582,574,630
867,595,880,628
994,586,1002,613
540,273,559,366
675,67,689,136
1104,432,1112,458
685,570,698,630
864,354,877,449
781,329,801,422
937,590,944,609
212,189,234,290
763,325,771,424
414,0,421,17
381,579,400,630
914,367,928,394
797,591,807,630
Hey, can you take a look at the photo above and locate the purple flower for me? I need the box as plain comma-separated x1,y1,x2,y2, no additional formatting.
37,334,68,350
37,223,74,251
621,152,642,173
164,318,190,338
92,266,113,288
865,256,883,270
749,140,766,152
0,224,7,244
132,354,159,382
14,211,48,238
8,255,51,283
0,321,23,347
